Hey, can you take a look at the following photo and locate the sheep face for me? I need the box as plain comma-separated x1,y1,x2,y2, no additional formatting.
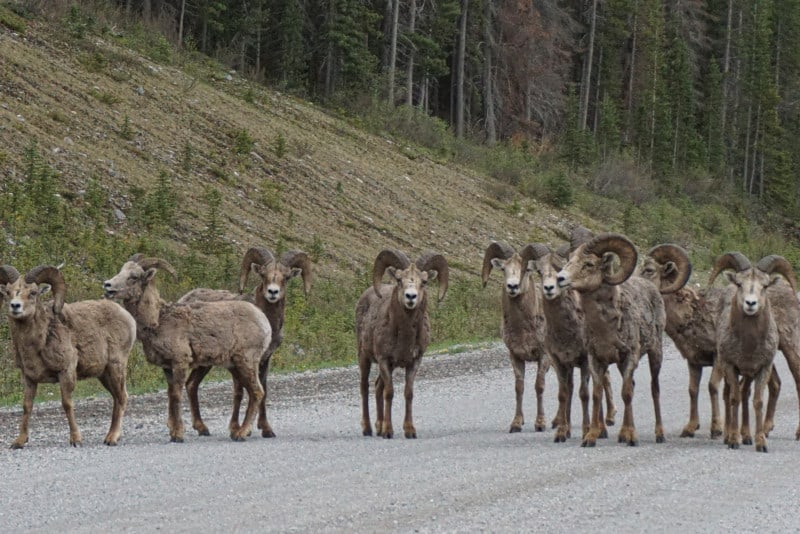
0,279,49,320
387,264,435,310
556,247,612,293
103,261,156,301
490,254,530,298
252,261,301,304
726,269,778,316
535,255,565,300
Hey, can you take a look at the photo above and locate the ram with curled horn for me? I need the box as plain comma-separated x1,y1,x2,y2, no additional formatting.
104,255,272,443
557,229,667,447
709,252,800,452
480,241,555,434
180,246,313,438
0,263,136,449
356,248,449,439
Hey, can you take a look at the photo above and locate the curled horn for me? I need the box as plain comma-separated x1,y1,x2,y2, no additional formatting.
555,244,571,259
648,244,692,294
417,253,450,302
128,253,144,263
708,252,751,286
481,242,514,287
756,255,797,293
281,250,313,296
570,226,595,252
25,265,66,315
136,257,178,281
239,247,275,294
584,233,638,286
0,265,20,285
520,243,551,268
372,249,411,297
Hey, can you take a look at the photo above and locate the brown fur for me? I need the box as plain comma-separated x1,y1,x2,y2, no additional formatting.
0,269,136,448
103,259,271,443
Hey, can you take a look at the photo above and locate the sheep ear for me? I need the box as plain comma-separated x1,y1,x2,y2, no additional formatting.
663,261,677,276
490,258,505,270
38,283,52,295
426,270,438,282
250,262,263,275
386,266,399,280
601,252,616,276
724,271,737,284
769,273,784,287
288,267,302,279
144,268,158,284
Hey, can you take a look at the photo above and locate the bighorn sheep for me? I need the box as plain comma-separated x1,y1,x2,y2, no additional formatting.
103,255,272,442
357,249,448,439
709,253,797,451
557,229,666,446
481,242,551,433
640,245,781,440
179,247,312,438
0,264,136,449
529,244,617,442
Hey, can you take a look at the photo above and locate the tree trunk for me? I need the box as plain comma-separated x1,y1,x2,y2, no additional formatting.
483,0,496,145
456,0,469,138
580,0,599,131
178,0,186,48
750,103,761,196
721,0,733,134
743,103,752,192
325,0,335,99
625,2,637,144
387,0,401,106
406,0,417,106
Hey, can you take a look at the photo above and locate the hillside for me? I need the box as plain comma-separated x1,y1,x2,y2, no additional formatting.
0,13,591,282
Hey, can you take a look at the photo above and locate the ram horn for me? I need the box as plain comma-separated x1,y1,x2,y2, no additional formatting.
136,257,178,281
280,250,313,296
372,249,411,297
708,252,751,286
239,247,275,294
584,233,638,286
417,252,450,302
25,265,66,315
647,244,692,294
481,242,514,287
756,255,798,293
0,265,20,285
570,226,595,252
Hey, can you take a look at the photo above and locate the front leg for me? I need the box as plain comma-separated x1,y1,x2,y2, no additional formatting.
59,370,82,447
186,366,213,436
724,365,742,449
708,362,724,439
257,355,275,438
617,357,638,446
165,366,188,443
681,363,702,437
534,357,549,432
11,378,38,449
509,355,526,433
403,358,422,439
582,359,607,447
378,360,395,438
739,376,752,445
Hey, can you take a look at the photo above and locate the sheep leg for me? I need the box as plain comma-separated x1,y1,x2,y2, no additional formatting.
378,360,395,439
186,366,213,436
534,358,548,432
603,370,616,426
753,366,771,453
230,367,264,442
257,356,276,438
680,363,703,437
765,366,780,436
403,359,421,439
647,349,665,443
724,366,741,449
708,362,724,439
59,370,82,447
509,355,526,433
777,343,800,440
359,358,373,436
578,361,591,439
228,374,245,434
98,372,127,446
581,359,606,447
617,361,638,446
164,367,187,443
739,376,753,446
374,375,385,436
11,378,37,449
552,361,572,443
565,366,574,438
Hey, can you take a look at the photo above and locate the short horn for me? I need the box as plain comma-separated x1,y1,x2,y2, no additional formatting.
0,265,20,285
239,247,275,294
281,250,313,295
756,255,797,293
481,242,514,287
25,265,66,315
648,244,692,294
417,253,449,302
137,257,178,281
708,252,751,286
372,249,410,297
585,233,638,286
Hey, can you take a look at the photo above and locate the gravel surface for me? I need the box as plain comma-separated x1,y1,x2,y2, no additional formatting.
1,337,799,532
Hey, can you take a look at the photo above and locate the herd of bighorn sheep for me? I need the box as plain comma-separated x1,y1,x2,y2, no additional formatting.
2,225,800,453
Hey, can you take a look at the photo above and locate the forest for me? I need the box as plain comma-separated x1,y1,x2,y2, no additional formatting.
107,0,800,215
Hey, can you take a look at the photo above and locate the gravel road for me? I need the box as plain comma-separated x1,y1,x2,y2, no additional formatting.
1,337,799,533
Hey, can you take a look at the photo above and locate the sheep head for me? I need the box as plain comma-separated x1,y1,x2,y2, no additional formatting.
710,252,779,316
23,265,67,316
0,265,21,313
0,265,61,320
756,255,797,293
416,252,449,302
103,255,177,301
240,247,313,304
372,249,446,309
640,244,692,294
533,244,571,301
482,242,546,299
557,233,638,292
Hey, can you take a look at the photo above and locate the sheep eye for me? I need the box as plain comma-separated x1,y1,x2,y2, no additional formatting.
583,262,593,269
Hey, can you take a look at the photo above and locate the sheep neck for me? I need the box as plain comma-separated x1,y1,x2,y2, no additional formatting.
254,287,286,335
388,288,427,341
501,276,539,323
727,299,772,354
579,283,623,338
124,283,164,330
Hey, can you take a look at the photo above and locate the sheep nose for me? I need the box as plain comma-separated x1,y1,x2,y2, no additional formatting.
557,275,566,285
268,288,279,298
506,283,519,292
405,292,417,301
103,281,111,290
745,299,757,309
544,284,555,292
10,302,21,312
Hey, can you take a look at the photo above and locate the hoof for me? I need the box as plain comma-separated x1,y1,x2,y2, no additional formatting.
598,428,608,439
362,429,373,437
581,439,596,448
710,429,723,439
230,434,247,442
261,429,276,438
728,442,739,450
10,442,24,450
680,429,695,438
103,439,119,446
756,444,768,453
627,439,639,446
509,426,522,434
404,432,417,439
742,436,753,446
534,425,546,432
383,432,394,439
197,429,210,437
656,435,665,443
70,441,82,448
554,435,567,443
170,436,185,443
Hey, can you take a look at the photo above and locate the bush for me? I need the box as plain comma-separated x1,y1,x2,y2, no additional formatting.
544,171,574,208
